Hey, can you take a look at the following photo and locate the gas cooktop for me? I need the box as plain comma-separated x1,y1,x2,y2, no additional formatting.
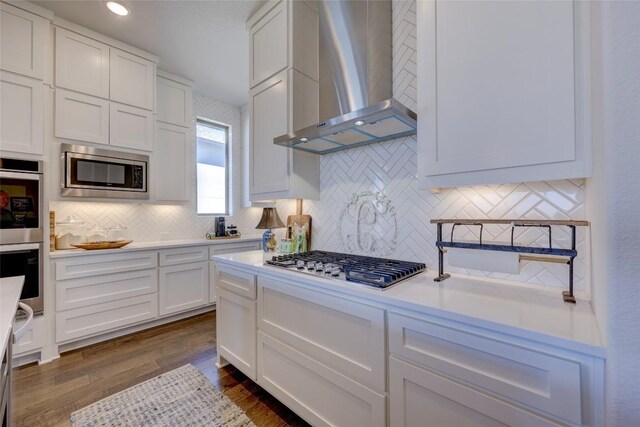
265,251,426,289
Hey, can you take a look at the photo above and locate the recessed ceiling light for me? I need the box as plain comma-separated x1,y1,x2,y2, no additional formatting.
354,120,365,126
106,1,129,16
299,137,308,142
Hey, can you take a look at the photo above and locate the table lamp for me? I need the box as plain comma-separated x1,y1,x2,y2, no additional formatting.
255,207,285,251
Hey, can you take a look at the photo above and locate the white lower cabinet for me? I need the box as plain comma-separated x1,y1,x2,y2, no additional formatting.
257,331,386,427
389,356,561,427
158,261,208,316
214,265,605,427
216,287,256,380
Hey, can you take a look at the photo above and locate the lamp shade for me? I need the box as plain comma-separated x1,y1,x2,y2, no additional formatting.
255,207,285,229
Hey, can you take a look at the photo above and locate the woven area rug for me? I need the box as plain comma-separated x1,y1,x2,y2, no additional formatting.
70,364,256,427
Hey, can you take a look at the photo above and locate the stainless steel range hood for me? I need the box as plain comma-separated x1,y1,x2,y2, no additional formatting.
273,0,416,155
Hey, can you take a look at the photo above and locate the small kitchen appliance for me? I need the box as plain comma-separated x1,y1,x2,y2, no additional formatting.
214,217,226,237
266,251,426,289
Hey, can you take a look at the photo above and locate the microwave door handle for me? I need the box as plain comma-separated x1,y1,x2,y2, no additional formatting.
0,243,40,252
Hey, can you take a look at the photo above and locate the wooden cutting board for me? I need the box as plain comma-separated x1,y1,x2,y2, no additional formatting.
287,214,312,250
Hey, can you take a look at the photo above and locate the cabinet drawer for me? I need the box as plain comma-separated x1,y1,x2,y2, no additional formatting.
159,246,208,266
259,277,386,391
258,332,385,427
209,242,261,257
388,312,582,424
55,89,109,145
56,269,157,311
56,294,158,343
55,251,158,280
216,265,256,299
217,288,256,380
389,356,561,427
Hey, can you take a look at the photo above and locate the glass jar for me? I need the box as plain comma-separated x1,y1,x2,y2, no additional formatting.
107,225,128,241
55,216,88,250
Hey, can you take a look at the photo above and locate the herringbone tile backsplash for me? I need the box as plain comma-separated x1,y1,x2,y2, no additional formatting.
51,0,588,293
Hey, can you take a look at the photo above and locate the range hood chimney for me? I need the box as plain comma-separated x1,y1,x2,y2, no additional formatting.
274,0,416,155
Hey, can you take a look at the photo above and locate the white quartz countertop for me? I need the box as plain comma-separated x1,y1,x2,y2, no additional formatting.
49,236,262,258
1,276,24,355
213,251,605,357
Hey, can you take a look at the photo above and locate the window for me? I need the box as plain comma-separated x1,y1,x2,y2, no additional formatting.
196,118,230,215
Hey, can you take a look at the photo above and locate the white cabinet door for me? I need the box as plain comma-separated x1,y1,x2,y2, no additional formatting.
55,89,109,145
158,261,208,316
110,48,155,110
156,75,193,127
0,3,47,80
217,288,257,380
249,71,290,196
389,356,562,427
0,72,43,155
109,102,154,151
55,27,110,99
154,122,190,201
417,0,590,188
249,0,287,88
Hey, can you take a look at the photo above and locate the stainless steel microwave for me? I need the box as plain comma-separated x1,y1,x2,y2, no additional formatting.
61,144,149,199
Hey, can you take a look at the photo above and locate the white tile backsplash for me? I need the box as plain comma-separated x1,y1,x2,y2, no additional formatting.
50,0,588,293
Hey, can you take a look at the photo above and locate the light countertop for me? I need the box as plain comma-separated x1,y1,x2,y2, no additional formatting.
213,251,605,358
49,235,262,259
1,276,24,355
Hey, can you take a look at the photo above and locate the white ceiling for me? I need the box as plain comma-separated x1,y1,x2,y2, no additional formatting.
33,0,265,106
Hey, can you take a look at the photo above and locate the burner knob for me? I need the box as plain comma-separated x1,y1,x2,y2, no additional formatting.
324,264,333,273
315,262,324,271
307,261,316,270
296,260,305,269
331,267,341,276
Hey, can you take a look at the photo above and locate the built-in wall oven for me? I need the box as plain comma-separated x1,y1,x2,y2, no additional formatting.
0,158,44,314
60,143,149,199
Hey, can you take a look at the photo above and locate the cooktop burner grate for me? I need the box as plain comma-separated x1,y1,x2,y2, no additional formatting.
265,251,426,288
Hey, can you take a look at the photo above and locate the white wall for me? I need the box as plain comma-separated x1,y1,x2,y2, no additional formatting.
589,1,640,424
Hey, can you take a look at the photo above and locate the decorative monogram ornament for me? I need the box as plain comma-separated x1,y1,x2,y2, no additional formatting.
338,191,397,256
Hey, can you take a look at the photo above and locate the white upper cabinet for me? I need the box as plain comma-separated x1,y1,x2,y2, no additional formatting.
55,27,110,99
154,122,191,201
55,89,109,145
156,72,193,128
247,1,320,201
0,2,48,80
250,71,290,195
249,0,288,89
417,0,591,188
110,48,155,110
109,102,154,151
0,71,44,155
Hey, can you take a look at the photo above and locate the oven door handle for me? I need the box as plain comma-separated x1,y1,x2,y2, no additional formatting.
13,302,34,343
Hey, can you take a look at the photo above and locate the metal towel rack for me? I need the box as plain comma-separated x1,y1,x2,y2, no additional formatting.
431,219,590,303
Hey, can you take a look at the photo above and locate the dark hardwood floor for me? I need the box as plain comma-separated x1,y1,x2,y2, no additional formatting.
11,312,310,427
